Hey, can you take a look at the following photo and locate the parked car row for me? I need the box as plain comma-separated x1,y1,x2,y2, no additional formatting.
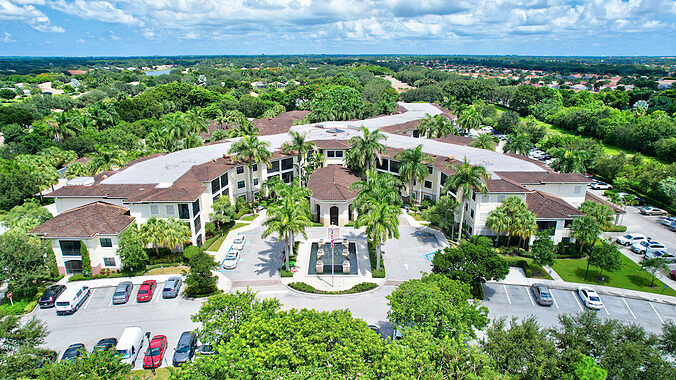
39,276,184,315
615,233,675,261
529,283,604,310
658,216,676,231
589,181,613,190
223,234,247,270
60,328,210,368
638,206,668,216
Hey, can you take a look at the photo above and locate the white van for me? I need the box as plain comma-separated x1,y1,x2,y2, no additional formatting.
116,327,144,366
54,285,90,315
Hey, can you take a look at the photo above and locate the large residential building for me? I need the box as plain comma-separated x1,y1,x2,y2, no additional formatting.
33,102,608,275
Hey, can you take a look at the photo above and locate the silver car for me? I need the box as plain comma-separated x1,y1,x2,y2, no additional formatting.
162,277,182,299
531,283,554,306
112,281,133,304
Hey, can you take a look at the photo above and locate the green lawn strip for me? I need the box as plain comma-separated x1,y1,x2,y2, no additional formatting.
498,255,553,280
551,254,676,297
130,367,174,379
410,213,426,222
240,214,257,221
206,223,247,252
367,242,386,278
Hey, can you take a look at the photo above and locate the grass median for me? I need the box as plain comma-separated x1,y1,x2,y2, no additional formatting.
552,254,676,297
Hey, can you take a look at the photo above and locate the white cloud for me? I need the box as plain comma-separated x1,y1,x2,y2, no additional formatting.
0,0,65,32
1,31,15,42
75,38,84,43
109,30,121,40
49,0,139,25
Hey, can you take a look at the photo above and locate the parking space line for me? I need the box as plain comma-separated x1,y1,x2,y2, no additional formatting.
622,298,636,319
572,292,583,311
550,290,559,309
525,287,535,306
600,298,610,315
650,302,665,324
82,289,95,310
503,285,511,305
154,293,162,304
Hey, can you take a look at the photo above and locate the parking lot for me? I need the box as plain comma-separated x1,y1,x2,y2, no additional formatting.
382,225,447,281
33,281,204,370
217,228,283,282
482,283,676,333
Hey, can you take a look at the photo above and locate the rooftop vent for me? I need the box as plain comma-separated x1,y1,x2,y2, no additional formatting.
66,177,95,186
326,128,345,134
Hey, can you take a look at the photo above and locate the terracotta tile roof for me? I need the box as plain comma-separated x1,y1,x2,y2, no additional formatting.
495,171,591,184
31,202,135,239
485,179,528,193
313,140,352,149
307,165,360,201
175,157,234,183
430,134,475,146
255,110,310,136
124,185,205,203
585,192,626,214
526,191,584,219
47,183,149,199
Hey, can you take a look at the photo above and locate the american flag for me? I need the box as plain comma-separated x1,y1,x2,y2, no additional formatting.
331,229,334,248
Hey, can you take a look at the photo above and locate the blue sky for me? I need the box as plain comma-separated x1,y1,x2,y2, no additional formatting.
1,0,675,57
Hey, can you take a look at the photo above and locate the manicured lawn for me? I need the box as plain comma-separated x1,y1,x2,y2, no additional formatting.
240,214,257,221
552,254,676,296
410,213,426,222
130,367,173,379
206,223,247,252
498,255,553,280
144,265,189,275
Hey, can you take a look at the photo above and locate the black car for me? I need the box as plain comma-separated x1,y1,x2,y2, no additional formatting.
61,343,85,363
93,338,118,352
35,351,58,369
38,285,66,308
173,331,197,366
196,343,214,356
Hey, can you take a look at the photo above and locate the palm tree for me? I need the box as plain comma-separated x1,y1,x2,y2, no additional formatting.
570,216,601,255
416,114,454,138
262,184,313,271
139,217,166,255
485,207,511,245
504,133,533,156
89,101,118,130
354,201,400,271
396,145,433,205
345,126,387,176
228,134,272,208
185,108,209,136
471,133,499,151
578,201,614,229
87,146,127,174
48,110,79,143
512,209,537,248
162,113,188,141
282,131,315,186
182,133,203,149
550,148,588,174
350,169,402,214
211,129,229,141
457,106,481,134
442,157,490,243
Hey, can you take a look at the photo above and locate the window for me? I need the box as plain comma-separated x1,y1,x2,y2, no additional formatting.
253,178,259,186
59,240,81,256
564,219,573,228
220,173,228,188
537,221,557,235
150,205,159,215
196,235,203,247
470,209,475,219
282,158,293,171
562,237,571,244
165,205,175,215
327,150,335,158
211,178,220,194
441,173,448,187
335,150,344,158
192,200,200,216
471,191,476,201
268,160,280,173
497,195,505,202
424,194,432,200
482,194,490,202
389,161,400,173
376,159,388,171
574,185,582,195
282,171,293,183
424,180,432,189
465,203,468,211
100,238,112,248
179,204,190,219
103,257,116,267
253,164,258,172
468,226,473,235
236,166,244,174
193,216,201,234
213,195,220,203
237,180,245,189
428,166,433,175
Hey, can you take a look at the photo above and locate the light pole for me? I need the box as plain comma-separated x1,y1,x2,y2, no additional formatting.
145,332,156,375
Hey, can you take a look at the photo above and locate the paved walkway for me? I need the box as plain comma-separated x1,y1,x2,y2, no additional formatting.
212,210,267,264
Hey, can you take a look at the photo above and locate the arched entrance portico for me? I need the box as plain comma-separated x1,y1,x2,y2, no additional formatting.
330,206,339,225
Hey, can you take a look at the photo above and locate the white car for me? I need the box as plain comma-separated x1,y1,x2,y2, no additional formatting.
222,250,240,269
630,240,666,255
659,217,676,227
646,250,676,263
590,182,613,190
231,234,246,251
615,233,648,246
578,287,604,310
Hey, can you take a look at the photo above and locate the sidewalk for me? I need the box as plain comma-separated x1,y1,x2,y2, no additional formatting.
56,273,183,289
213,210,267,265
490,268,676,305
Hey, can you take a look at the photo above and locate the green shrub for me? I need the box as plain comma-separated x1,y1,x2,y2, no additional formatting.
367,242,386,278
0,286,40,315
45,246,59,278
183,246,201,261
556,242,586,258
205,222,217,239
80,241,92,277
602,225,627,232
280,269,294,277
471,280,485,300
288,282,378,294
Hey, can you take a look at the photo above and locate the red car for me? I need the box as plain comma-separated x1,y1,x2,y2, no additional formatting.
142,335,167,369
136,280,156,302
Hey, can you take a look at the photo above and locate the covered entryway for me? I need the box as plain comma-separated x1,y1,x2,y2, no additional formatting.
64,260,83,274
315,204,321,223
330,206,339,225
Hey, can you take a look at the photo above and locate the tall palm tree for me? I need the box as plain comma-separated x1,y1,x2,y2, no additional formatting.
182,133,203,149
512,209,537,248
87,146,127,174
416,114,454,138
485,207,511,244
262,185,313,271
162,113,188,141
551,149,588,174
282,131,315,186
164,219,192,250
504,133,533,156
139,217,166,255
48,110,79,143
578,201,614,229
349,169,402,214
228,134,272,208
345,126,387,176
185,108,209,136
457,106,481,134
471,133,499,151
354,201,400,271
442,157,490,243
396,145,433,204
89,101,119,130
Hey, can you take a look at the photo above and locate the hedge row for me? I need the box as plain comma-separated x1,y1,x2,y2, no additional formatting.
288,282,378,294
